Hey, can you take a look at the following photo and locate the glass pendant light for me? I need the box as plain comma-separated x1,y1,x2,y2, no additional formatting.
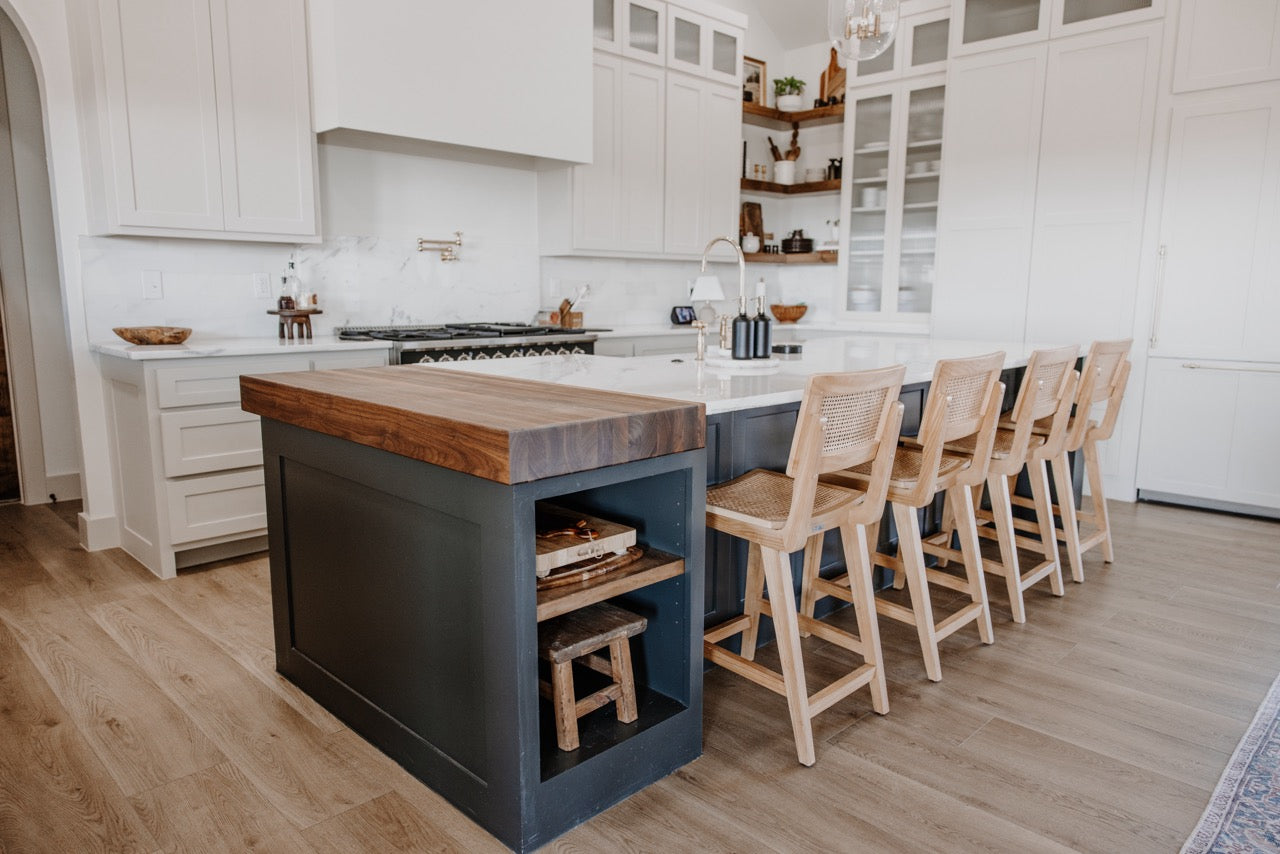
828,0,900,62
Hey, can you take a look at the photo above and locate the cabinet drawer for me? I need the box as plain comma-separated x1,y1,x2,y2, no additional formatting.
155,357,311,408
166,469,266,544
160,407,262,477
310,351,389,370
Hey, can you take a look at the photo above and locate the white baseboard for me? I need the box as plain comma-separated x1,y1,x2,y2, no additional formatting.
78,512,120,551
45,472,82,502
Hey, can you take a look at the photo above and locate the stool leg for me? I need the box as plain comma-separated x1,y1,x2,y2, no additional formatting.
551,660,578,751
987,472,1025,624
1028,458,1065,597
951,485,994,645
741,542,765,661
798,532,824,636
277,319,286,340
890,501,942,682
609,639,639,724
936,487,956,567
1051,451,1085,583
761,546,815,766
1083,440,1114,563
842,521,888,715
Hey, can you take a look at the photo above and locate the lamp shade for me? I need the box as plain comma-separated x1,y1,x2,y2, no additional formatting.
690,274,726,302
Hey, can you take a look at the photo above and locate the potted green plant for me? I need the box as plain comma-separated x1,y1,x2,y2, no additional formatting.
773,76,805,112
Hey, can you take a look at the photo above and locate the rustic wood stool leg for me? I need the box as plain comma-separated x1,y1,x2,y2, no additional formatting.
609,638,639,724
936,488,956,567
1084,441,1114,563
951,485,994,645
1051,451,1085,583
741,542,765,661
551,660,578,751
891,501,942,682
842,521,888,714
1029,459,1065,596
798,532,825,636
761,546,815,766
987,472,1025,624
277,319,286,339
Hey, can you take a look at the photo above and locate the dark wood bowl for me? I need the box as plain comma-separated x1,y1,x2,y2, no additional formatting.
769,305,808,323
112,326,192,345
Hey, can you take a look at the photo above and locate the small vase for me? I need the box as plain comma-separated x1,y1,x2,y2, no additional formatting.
773,160,796,186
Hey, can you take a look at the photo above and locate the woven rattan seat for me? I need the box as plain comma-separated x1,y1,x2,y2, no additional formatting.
945,426,1044,460
707,470,862,529
821,351,1006,683
703,366,906,766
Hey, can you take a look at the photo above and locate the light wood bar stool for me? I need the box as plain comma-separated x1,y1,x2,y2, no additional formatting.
1010,339,1132,582
935,345,1079,623
822,352,1005,682
538,602,646,752
703,366,906,766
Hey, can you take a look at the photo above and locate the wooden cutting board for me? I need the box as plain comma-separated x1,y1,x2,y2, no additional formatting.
535,504,636,577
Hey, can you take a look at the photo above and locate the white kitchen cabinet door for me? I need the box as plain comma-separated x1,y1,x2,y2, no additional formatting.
1024,23,1162,345
623,0,666,65
664,74,740,256
950,0,1051,58
595,0,624,52
1137,357,1280,513
932,43,1047,341
1173,0,1280,93
574,54,624,250
98,0,224,230
1048,0,1162,39
210,0,315,235
1151,88,1280,360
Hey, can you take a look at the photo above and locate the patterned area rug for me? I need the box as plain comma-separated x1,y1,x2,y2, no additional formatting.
1183,672,1280,853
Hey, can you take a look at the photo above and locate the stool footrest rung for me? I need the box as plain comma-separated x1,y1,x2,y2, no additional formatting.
704,615,752,645
807,664,878,716
703,642,787,695
924,566,973,593
875,598,918,625
1017,559,1058,591
797,615,866,656
934,602,983,640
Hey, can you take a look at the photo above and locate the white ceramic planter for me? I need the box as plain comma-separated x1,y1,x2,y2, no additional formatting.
776,94,804,112
773,160,796,185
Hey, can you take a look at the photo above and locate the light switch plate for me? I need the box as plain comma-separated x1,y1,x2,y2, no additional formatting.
252,272,271,299
142,270,163,300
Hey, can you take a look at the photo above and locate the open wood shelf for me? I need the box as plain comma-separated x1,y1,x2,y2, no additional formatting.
742,101,845,129
741,178,842,196
743,251,838,265
536,548,684,621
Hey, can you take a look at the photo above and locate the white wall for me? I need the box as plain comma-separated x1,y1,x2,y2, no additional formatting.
0,11,79,499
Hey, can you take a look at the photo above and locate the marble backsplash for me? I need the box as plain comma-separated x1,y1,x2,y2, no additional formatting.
79,233,542,342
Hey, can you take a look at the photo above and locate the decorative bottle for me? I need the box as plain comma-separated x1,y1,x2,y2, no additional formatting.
731,293,753,360
751,279,771,358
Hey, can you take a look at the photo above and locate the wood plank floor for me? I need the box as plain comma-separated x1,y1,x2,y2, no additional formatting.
2,498,1277,852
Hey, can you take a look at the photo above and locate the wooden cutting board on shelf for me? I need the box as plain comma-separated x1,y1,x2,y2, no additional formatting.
535,504,636,577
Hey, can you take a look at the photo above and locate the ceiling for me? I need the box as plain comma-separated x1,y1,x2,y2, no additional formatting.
749,0,829,50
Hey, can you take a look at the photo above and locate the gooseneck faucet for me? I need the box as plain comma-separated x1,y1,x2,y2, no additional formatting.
700,236,747,316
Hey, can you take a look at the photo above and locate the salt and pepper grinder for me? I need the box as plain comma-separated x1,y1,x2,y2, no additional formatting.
751,278,772,359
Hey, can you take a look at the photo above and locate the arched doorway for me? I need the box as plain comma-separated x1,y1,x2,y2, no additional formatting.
0,6,78,506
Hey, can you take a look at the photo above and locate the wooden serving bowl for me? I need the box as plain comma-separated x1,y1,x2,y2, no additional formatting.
769,304,807,324
112,326,192,345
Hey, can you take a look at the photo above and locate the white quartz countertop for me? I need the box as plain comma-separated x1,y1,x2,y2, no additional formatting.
427,335,1043,415
591,322,914,339
92,336,392,360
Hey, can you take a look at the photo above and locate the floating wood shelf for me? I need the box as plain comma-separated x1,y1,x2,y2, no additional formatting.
536,548,685,622
742,101,845,129
740,178,842,196
743,251,838,265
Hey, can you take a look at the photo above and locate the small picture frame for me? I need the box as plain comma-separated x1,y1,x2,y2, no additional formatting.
743,56,766,106
670,305,696,325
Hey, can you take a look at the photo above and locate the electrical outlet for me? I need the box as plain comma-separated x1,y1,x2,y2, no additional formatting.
252,272,271,299
142,270,163,300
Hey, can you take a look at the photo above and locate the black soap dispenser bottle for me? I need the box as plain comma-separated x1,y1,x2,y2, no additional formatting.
731,291,754,360
751,279,772,359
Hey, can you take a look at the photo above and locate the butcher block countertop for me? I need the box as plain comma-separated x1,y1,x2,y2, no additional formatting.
239,365,705,484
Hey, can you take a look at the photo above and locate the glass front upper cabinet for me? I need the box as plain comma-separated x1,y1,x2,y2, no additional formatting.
954,0,1161,53
623,0,665,64
897,85,944,314
846,93,893,313
851,9,950,84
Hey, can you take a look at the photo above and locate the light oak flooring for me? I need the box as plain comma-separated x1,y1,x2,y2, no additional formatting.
2,498,1278,852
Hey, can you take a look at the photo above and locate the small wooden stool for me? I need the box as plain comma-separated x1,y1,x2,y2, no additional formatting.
537,601,646,752
268,308,321,340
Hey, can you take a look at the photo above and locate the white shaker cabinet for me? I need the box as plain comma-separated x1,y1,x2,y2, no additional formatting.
665,72,741,256
99,348,388,579
1173,0,1280,93
91,0,317,241
1137,358,1280,515
1023,23,1162,344
1149,87,1280,362
932,43,1047,340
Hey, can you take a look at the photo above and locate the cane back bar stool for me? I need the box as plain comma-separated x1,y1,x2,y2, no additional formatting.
1009,339,1132,582
934,345,1079,623
820,352,1006,683
703,366,906,766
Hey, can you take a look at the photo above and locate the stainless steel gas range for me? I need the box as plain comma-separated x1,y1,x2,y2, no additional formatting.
334,322,598,365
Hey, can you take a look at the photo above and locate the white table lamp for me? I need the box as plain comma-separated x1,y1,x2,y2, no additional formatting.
690,274,725,324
